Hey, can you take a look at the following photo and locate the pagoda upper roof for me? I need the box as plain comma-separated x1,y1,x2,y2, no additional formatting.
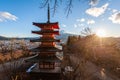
25,55,61,63
31,46,62,52
30,38,60,42
33,22,59,29
32,30,59,35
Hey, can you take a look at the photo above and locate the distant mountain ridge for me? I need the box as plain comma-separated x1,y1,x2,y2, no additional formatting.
0,36,33,40
0,31,120,42
0,32,75,42
1,33,120,43
57,32,77,42
0,36,9,40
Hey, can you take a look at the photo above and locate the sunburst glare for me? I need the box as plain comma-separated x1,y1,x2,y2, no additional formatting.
96,29,106,37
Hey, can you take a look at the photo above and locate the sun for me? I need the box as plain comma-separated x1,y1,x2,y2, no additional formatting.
96,29,106,37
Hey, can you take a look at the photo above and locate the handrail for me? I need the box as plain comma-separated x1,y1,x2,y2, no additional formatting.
26,63,37,73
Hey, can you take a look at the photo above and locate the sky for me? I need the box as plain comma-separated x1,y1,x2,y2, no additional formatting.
0,0,120,37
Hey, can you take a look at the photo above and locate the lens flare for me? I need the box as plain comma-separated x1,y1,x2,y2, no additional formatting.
96,29,106,37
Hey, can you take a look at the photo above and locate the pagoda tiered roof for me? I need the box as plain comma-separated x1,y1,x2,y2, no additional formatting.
32,30,59,35
29,71,61,80
25,55,61,63
33,22,59,29
26,4,63,80
30,38,60,42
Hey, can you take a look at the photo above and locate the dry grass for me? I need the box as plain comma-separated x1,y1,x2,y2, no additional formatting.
0,50,30,63
64,35,120,80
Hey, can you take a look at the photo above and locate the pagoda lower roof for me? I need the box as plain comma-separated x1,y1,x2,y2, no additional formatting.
31,46,62,52
25,55,61,63
33,22,59,29
27,71,61,80
32,30,59,35
30,38,60,42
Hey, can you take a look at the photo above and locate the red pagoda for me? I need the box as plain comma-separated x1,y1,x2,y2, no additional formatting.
26,4,62,80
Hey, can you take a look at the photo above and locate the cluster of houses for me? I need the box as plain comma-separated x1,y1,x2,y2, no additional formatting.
0,40,38,54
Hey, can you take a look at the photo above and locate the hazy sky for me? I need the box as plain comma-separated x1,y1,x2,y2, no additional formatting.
0,0,120,37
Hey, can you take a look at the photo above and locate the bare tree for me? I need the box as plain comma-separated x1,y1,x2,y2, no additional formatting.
0,39,27,80
39,0,109,16
40,0,86,16
81,27,94,36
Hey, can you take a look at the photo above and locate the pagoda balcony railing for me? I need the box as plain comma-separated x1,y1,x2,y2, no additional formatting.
41,28,59,30
40,37,55,39
41,34,55,39
42,36,54,39
39,55,57,60
40,44,55,47
37,30,59,33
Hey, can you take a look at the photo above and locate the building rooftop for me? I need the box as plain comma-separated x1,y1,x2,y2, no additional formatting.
31,46,62,52
33,22,59,29
32,30,59,35
30,38,60,42
25,55,61,63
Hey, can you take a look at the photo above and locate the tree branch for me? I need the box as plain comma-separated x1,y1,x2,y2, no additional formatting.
40,0,49,8
65,0,73,17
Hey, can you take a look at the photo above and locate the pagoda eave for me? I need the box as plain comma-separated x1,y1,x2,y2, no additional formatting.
30,39,60,42
32,31,59,35
33,22,59,29
28,72,61,80
25,55,61,63
30,49,62,52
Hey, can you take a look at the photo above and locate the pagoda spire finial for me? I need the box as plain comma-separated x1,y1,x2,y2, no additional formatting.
47,3,50,23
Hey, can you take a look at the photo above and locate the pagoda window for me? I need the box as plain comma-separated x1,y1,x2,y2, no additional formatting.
55,62,61,67
39,62,52,69
49,62,54,69
44,63,50,69
39,62,44,69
